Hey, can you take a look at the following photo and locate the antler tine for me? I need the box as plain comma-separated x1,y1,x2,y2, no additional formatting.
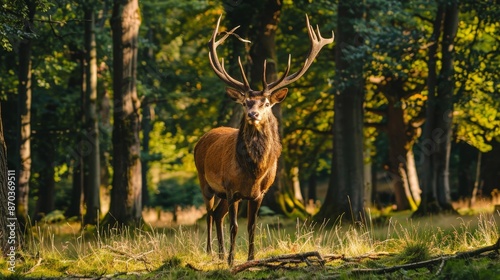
265,15,334,93
208,15,250,93
237,56,251,92
264,55,291,95
262,60,268,92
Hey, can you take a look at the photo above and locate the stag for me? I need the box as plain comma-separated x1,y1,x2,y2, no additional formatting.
194,15,333,266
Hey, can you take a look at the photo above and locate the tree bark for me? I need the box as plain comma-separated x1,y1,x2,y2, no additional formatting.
434,1,458,211
83,6,101,226
35,146,55,220
104,0,143,227
316,0,365,222
16,0,36,231
0,104,12,254
414,1,458,216
66,50,86,219
386,94,412,211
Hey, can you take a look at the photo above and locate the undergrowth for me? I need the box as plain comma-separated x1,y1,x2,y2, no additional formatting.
1,211,499,279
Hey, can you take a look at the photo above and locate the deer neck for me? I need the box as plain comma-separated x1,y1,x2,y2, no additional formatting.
236,114,282,177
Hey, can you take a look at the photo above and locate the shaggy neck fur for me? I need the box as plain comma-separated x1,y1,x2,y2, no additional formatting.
236,113,282,178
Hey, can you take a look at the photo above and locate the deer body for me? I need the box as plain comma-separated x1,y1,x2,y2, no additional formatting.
195,15,333,266
196,121,280,201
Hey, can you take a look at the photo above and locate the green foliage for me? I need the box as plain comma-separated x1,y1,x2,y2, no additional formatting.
0,0,51,51
436,258,500,280
151,177,203,210
1,0,499,221
453,2,500,152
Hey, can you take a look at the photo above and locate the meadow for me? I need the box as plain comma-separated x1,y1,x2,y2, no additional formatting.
1,202,500,279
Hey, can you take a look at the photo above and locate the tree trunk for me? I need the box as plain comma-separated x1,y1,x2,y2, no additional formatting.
364,149,373,208
316,1,365,222
434,1,458,211
66,47,86,219
141,99,151,208
470,151,481,206
481,142,500,198
414,1,458,216
66,158,83,219
222,4,250,128
83,6,101,226
307,169,317,204
104,0,143,227
406,149,421,205
1,104,13,255
16,0,36,231
35,146,55,220
246,0,308,218
386,96,412,211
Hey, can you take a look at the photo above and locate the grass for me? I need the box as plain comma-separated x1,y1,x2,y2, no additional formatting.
1,207,499,279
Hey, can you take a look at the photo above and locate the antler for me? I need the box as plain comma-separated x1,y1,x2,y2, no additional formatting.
209,14,334,96
208,15,251,94
262,15,334,95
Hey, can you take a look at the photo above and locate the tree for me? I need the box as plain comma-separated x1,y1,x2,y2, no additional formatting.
415,1,459,216
316,0,365,222
0,103,10,254
247,0,309,218
16,0,36,231
104,0,143,227
82,2,101,226
360,0,429,211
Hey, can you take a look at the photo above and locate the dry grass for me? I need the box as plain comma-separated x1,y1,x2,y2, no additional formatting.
1,206,499,279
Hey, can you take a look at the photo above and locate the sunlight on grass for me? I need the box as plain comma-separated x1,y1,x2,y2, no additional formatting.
1,210,498,278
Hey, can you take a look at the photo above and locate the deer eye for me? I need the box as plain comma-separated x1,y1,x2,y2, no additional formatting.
265,102,270,107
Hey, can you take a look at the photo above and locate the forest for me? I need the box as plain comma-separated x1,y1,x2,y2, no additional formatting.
0,0,499,278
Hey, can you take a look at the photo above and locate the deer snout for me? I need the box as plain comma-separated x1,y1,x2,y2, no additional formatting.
247,111,260,120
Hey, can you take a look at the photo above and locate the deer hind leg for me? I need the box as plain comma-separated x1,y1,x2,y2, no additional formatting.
213,198,228,260
227,195,240,267
247,197,263,261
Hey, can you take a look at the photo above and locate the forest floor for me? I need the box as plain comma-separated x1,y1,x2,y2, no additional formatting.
1,200,500,279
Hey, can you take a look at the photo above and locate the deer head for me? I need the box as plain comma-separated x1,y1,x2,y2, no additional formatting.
208,14,334,127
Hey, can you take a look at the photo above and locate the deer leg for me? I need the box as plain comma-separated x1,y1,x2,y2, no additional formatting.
247,197,263,261
213,199,228,260
204,195,215,255
227,196,240,266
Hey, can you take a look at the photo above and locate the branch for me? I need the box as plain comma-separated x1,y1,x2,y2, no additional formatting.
348,237,500,276
231,251,324,274
365,107,387,117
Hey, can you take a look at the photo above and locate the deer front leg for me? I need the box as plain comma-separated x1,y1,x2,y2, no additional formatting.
247,197,263,261
227,196,239,266
204,196,215,255
214,199,228,260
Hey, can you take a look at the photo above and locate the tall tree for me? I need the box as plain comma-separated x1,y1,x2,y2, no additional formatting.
0,104,10,254
247,0,309,217
83,3,101,225
104,0,142,227
16,0,36,230
316,0,365,222
415,1,458,216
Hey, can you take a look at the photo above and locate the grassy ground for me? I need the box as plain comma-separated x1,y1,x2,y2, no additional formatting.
1,204,500,279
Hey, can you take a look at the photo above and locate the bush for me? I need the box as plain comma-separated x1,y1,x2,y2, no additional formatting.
151,177,204,211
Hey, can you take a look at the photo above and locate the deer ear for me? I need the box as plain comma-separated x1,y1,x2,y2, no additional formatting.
226,87,245,103
270,88,288,104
